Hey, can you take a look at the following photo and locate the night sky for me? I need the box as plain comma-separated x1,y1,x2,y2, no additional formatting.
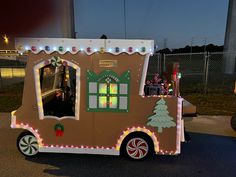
0,0,229,49
75,0,228,48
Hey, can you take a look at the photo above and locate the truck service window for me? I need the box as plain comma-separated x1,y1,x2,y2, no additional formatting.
39,64,76,117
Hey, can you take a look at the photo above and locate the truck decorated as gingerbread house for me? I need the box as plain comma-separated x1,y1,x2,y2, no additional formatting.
11,38,187,160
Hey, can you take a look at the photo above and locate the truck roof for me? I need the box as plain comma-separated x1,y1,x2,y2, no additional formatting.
15,38,154,55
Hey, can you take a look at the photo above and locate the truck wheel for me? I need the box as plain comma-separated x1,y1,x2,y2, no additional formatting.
231,114,236,132
17,132,39,157
122,135,153,160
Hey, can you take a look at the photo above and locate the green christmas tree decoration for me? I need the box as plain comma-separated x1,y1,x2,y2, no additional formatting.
147,98,176,133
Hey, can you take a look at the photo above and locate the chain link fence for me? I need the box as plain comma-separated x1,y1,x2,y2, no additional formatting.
147,52,236,94
207,52,236,93
146,54,161,80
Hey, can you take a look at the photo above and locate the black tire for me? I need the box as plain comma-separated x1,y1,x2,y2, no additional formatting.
231,114,236,132
17,131,39,157
121,133,154,160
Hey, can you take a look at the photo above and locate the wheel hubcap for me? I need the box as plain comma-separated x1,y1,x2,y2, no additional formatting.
126,138,148,159
19,135,39,156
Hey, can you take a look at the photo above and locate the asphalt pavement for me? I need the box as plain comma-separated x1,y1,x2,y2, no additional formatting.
185,115,236,137
0,113,236,177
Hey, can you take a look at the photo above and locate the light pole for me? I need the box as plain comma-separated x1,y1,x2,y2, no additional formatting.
203,37,207,53
123,0,127,39
190,37,194,61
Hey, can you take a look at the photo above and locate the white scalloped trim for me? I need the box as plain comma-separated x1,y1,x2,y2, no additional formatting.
15,38,154,55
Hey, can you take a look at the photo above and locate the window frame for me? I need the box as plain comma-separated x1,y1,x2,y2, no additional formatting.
34,57,80,120
87,70,130,112
97,81,119,109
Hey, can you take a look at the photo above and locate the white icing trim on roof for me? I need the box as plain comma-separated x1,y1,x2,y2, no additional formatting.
15,38,154,55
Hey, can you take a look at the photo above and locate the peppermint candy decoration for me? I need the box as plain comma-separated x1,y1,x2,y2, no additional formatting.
51,56,62,67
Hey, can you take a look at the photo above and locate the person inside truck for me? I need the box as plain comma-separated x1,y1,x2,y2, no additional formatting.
162,79,170,95
152,73,162,85
145,73,172,96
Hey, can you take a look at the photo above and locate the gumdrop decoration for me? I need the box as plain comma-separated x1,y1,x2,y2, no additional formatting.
72,46,77,52
87,47,91,53
141,47,146,53
115,47,120,53
44,59,50,65
128,47,133,53
62,61,68,66
31,46,37,52
147,98,176,133
17,45,24,51
100,47,105,53
45,46,50,51
54,123,64,137
59,46,64,52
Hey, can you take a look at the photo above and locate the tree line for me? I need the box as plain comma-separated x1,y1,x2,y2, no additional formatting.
157,44,224,54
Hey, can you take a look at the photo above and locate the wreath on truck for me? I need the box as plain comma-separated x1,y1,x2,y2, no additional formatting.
54,123,64,137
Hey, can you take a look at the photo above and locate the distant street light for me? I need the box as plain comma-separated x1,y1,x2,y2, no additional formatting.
3,34,9,45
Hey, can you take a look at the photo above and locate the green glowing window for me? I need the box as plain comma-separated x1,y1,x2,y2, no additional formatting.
99,96,107,108
99,83,107,94
109,96,118,108
110,84,118,94
87,70,130,112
